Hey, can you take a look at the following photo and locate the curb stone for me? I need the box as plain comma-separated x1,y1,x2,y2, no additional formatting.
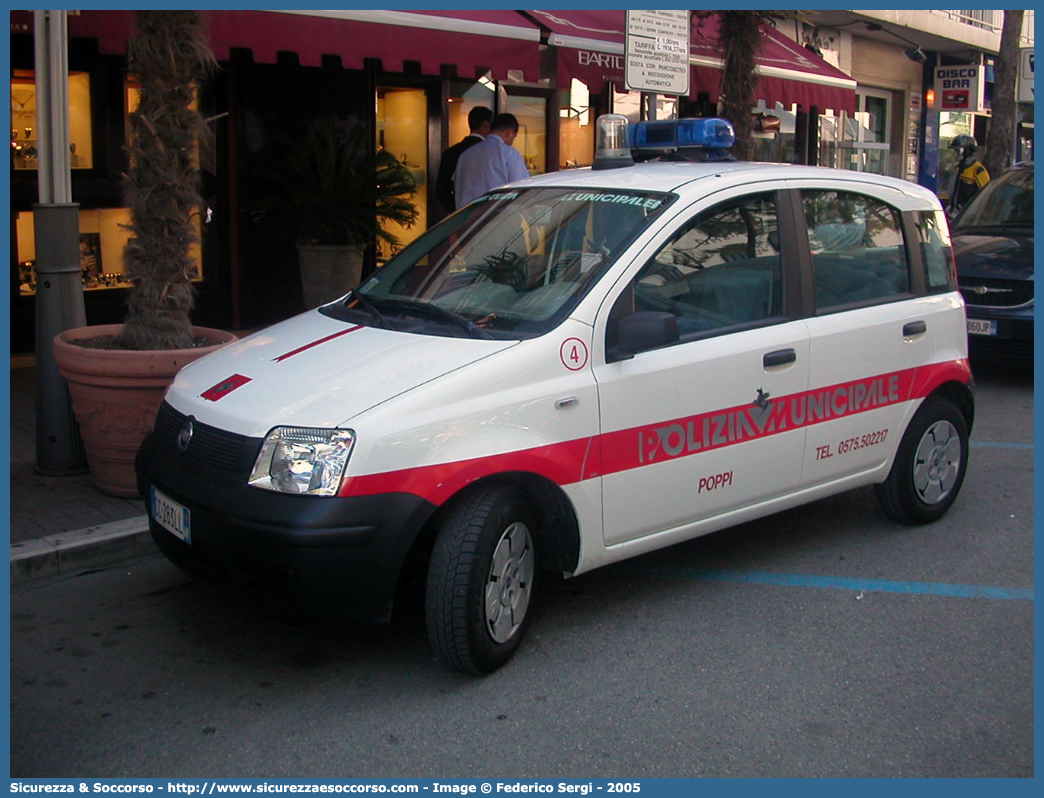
11,515,155,584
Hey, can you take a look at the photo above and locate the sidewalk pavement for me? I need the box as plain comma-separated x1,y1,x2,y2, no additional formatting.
9,361,156,584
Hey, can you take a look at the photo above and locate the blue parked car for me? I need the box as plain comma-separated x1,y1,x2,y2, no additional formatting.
952,161,1034,363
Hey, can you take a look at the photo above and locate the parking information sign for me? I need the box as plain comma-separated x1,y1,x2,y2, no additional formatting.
625,9,691,96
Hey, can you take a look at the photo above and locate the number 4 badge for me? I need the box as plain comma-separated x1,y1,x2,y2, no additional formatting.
560,337,589,371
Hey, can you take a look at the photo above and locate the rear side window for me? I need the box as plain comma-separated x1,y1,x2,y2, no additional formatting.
803,191,910,311
915,210,956,293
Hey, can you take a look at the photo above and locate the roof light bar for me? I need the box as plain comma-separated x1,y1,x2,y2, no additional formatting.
592,115,737,169
628,118,735,151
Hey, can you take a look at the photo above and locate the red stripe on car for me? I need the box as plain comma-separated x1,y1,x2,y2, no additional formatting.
337,360,971,504
274,326,363,362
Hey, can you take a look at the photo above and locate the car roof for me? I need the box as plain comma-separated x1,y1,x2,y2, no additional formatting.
513,160,941,208
995,160,1034,177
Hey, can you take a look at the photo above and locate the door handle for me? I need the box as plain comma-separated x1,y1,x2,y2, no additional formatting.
903,321,927,337
763,348,797,368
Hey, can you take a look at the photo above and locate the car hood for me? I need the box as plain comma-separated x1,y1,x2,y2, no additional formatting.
163,311,518,437
952,229,1034,281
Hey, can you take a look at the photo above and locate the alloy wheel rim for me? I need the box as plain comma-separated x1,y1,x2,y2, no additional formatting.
485,522,534,644
913,420,962,505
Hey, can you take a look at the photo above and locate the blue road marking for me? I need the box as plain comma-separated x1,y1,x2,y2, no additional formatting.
643,567,1033,601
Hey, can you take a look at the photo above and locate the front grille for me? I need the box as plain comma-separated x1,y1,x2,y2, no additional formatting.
154,402,260,472
959,278,1034,308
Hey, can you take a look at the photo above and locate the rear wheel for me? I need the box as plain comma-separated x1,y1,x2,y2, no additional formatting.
875,397,969,524
425,485,537,674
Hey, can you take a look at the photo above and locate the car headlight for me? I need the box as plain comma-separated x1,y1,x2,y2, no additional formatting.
248,427,355,496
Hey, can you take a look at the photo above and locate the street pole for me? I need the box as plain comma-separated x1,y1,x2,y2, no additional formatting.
33,9,88,476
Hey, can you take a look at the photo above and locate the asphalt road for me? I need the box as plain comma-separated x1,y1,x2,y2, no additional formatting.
9,358,1033,779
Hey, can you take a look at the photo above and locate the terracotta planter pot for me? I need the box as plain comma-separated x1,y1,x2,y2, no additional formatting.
52,324,238,498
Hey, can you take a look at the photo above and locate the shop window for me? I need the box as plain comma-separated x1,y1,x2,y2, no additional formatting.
14,207,202,296
10,69,94,171
611,89,677,123
839,89,892,176
448,76,497,145
505,93,548,176
377,86,429,260
750,100,799,164
559,79,594,169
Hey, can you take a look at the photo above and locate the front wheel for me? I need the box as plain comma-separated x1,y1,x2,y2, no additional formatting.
425,485,537,674
875,397,969,525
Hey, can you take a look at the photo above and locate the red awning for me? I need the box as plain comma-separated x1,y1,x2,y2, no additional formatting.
43,9,542,82
530,9,856,114
689,14,857,114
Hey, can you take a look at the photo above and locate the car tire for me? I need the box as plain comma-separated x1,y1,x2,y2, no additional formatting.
425,484,537,675
875,396,969,525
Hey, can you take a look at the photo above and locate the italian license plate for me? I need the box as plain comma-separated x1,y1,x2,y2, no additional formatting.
151,487,191,543
967,318,997,336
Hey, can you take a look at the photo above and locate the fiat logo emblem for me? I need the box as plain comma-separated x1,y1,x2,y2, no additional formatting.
177,419,195,453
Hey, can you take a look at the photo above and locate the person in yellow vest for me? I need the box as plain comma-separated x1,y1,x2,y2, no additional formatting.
947,135,990,217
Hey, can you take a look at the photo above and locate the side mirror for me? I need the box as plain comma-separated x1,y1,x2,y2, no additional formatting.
607,311,679,362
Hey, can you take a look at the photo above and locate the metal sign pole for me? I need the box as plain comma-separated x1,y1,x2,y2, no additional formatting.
33,9,88,476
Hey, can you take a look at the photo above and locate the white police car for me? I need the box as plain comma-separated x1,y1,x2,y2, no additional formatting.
137,115,974,674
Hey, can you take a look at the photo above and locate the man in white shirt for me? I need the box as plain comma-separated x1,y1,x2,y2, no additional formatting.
453,113,529,209
435,106,492,215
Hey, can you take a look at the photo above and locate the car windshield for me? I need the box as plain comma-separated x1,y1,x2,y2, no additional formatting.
953,164,1034,230
321,187,674,338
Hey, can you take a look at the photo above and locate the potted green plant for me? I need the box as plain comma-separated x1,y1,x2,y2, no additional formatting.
252,115,420,308
52,10,237,498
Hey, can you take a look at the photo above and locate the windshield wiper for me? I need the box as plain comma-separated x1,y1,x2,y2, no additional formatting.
375,297,494,339
348,291,394,329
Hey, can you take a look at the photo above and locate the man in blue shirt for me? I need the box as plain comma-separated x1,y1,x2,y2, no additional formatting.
453,112,529,209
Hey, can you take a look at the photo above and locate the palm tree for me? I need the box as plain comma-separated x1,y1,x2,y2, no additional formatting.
119,10,215,351
982,10,1025,178
694,11,778,160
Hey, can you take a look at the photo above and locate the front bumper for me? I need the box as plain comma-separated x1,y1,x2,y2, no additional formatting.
136,404,436,623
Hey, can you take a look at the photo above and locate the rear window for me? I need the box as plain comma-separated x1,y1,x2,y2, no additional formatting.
803,190,910,311
954,165,1034,229
915,210,956,293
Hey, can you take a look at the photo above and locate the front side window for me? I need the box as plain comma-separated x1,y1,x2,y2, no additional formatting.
629,192,783,337
804,190,909,311
321,187,673,338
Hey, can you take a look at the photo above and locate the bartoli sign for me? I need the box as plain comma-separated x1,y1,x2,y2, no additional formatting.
934,64,986,112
